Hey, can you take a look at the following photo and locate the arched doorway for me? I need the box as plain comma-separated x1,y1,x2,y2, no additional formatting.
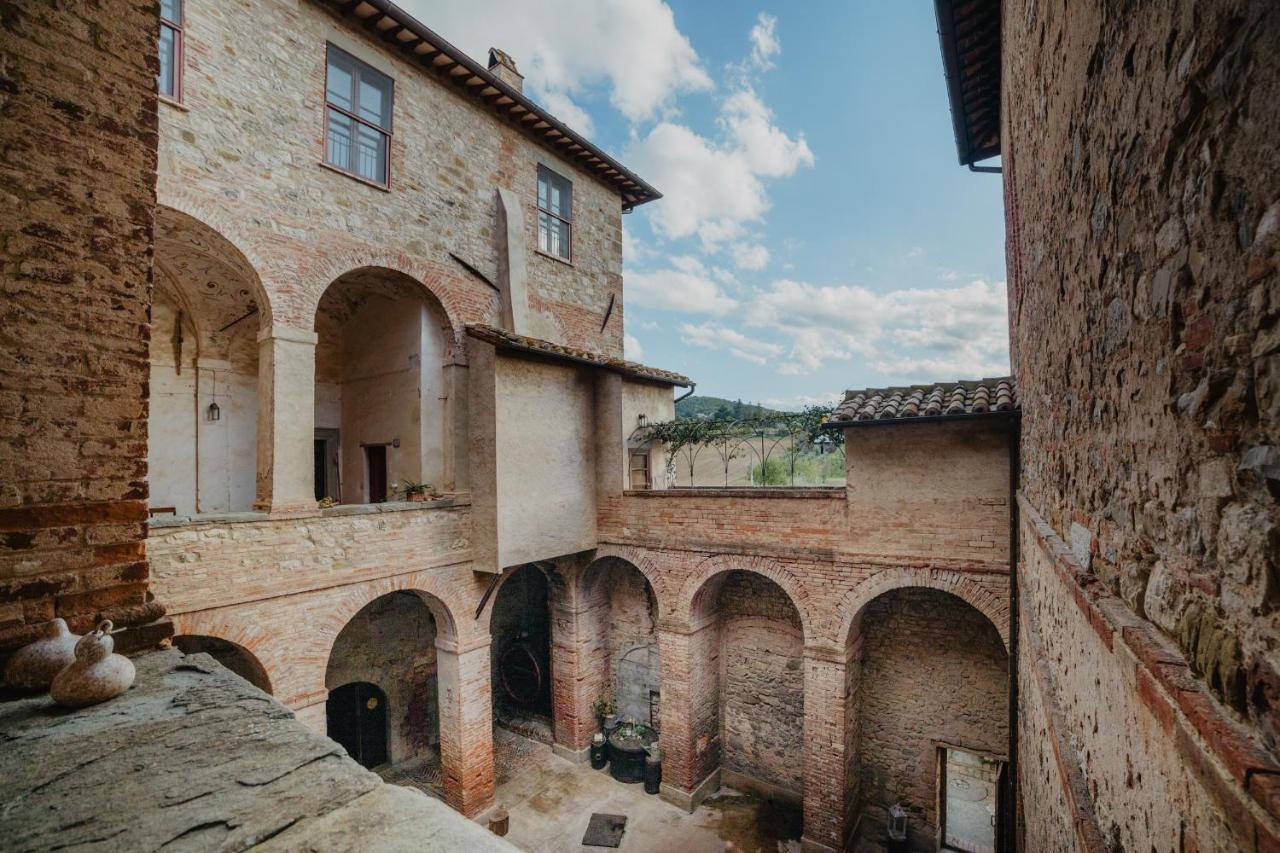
581,557,662,731
844,586,1008,850
312,267,452,505
326,591,441,770
685,568,806,842
327,681,388,769
172,634,271,694
489,564,553,737
149,207,264,516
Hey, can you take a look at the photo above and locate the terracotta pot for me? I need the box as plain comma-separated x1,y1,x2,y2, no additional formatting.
3,618,79,690
50,620,135,708
407,491,426,502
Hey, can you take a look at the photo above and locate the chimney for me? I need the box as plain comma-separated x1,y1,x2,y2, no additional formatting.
487,48,523,94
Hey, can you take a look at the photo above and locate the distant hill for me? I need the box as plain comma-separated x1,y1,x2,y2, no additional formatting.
674,395,783,420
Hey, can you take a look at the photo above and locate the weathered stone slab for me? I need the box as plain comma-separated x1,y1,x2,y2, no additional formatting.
257,784,516,852
0,650,504,852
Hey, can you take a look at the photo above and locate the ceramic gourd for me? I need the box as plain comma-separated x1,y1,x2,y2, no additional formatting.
49,621,135,707
3,618,80,690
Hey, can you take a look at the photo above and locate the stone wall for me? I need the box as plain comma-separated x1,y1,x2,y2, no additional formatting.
855,588,1008,849
327,590,440,764
1003,0,1280,847
0,0,162,647
718,572,805,796
157,0,625,351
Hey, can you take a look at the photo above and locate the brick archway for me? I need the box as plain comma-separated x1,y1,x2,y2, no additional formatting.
304,251,477,341
155,192,277,325
678,553,814,646
837,567,1010,651
318,577,463,655
583,545,671,621
170,613,280,693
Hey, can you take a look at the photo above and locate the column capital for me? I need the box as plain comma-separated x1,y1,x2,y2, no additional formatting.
258,324,318,345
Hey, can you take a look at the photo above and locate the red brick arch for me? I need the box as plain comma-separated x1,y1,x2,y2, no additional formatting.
155,191,278,325
677,553,814,646
837,567,1010,651
317,577,463,656
303,250,481,340
170,613,279,693
583,545,671,619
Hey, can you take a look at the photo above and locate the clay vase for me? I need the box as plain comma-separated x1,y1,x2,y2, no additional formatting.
50,621,135,708
3,618,80,690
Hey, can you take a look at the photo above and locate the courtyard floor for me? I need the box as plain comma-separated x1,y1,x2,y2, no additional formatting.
382,727,805,852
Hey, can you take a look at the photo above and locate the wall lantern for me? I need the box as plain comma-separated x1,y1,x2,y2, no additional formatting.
205,375,221,422
637,414,647,428
887,803,908,844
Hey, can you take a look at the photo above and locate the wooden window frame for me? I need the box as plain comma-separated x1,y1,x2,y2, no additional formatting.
323,44,395,189
159,0,184,105
536,164,573,263
629,449,651,490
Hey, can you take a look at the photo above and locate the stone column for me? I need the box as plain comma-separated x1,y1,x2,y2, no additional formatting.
801,645,849,853
254,324,317,513
657,621,721,811
436,637,495,817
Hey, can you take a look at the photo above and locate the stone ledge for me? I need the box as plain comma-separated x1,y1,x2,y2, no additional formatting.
1019,493,1280,841
624,487,846,499
149,495,471,529
0,649,512,852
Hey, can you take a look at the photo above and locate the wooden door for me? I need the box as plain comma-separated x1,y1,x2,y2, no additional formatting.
327,681,388,768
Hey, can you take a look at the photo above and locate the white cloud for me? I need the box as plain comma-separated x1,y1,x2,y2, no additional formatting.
625,256,738,315
749,13,781,70
625,23,812,249
719,89,813,177
744,278,1011,380
404,0,711,122
679,322,783,365
537,90,595,137
624,333,645,361
761,391,843,411
732,242,770,270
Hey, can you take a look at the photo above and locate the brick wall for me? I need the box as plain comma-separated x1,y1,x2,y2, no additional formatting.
1004,0,1280,847
0,0,163,648
856,588,1008,848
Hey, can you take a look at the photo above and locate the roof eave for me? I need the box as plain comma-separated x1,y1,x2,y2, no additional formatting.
318,0,662,208
824,410,1021,429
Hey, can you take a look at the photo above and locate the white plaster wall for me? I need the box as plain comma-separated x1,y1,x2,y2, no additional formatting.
493,357,596,567
149,294,258,515
621,381,674,489
195,363,257,513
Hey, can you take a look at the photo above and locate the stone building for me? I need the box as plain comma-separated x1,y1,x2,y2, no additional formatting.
1,0,1277,852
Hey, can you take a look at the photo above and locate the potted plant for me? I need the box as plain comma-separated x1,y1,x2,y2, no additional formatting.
593,694,617,732
397,481,434,502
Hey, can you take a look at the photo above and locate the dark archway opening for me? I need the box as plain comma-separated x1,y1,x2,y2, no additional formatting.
490,564,553,739
327,681,388,769
173,635,271,694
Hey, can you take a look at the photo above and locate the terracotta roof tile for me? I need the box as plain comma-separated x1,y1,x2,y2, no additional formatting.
466,324,691,387
830,377,1018,424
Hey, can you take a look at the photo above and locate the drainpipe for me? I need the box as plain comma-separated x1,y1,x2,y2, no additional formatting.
1003,416,1021,852
673,381,696,404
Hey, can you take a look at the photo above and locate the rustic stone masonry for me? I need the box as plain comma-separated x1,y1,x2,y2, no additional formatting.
997,0,1280,848
0,0,165,649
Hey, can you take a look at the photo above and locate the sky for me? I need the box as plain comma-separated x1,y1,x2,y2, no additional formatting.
405,0,1009,409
